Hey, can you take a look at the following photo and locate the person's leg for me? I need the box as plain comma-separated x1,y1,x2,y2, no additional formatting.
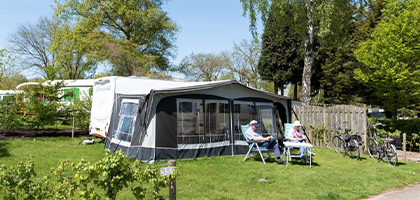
263,137,284,164
298,140,307,158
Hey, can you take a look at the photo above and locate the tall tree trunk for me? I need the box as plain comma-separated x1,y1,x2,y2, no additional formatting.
274,81,279,95
302,0,314,105
279,80,284,96
294,82,298,100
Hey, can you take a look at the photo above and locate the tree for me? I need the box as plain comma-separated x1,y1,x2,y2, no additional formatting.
8,17,94,80
241,0,334,104
8,17,56,79
0,49,26,89
258,3,304,97
230,39,261,88
355,0,420,117
318,0,385,105
53,0,178,76
175,52,230,81
50,19,98,79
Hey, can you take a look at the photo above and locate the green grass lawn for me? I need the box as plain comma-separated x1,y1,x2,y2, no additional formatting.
1,137,420,200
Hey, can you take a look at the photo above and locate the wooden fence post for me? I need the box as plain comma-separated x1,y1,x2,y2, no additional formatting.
403,133,407,161
168,160,176,200
323,104,327,146
72,117,75,138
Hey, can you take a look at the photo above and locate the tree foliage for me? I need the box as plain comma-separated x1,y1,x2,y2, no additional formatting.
175,52,231,81
355,0,420,117
8,17,55,79
0,49,26,90
53,0,178,76
7,17,95,80
258,3,304,97
241,0,334,104
230,39,261,88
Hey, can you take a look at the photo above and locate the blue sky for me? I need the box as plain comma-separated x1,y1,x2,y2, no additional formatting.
0,0,262,77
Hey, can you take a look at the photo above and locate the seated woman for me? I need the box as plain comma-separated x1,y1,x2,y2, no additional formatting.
287,121,315,164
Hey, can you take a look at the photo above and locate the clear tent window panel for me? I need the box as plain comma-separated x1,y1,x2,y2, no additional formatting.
233,101,256,141
233,101,276,140
177,99,204,144
256,102,276,137
113,99,139,143
205,100,229,143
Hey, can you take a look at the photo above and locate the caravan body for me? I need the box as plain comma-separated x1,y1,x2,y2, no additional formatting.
0,90,15,101
16,79,94,104
89,76,207,138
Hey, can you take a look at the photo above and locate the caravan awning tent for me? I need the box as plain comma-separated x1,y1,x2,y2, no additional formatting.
90,76,292,163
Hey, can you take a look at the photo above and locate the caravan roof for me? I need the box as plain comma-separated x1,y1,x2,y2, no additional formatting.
16,80,94,90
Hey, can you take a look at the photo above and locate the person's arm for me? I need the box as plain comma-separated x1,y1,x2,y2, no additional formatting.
252,136,271,142
299,130,306,140
287,129,296,141
246,129,270,142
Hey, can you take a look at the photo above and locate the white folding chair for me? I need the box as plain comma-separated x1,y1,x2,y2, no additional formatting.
241,124,273,165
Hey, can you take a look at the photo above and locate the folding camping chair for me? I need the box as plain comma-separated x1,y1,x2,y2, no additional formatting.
283,123,313,167
241,124,273,165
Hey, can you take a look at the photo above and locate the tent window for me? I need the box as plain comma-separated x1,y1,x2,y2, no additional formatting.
113,99,139,143
233,101,276,140
205,100,229,143
256,104,275,136
177,99,204,144
233,102,255,140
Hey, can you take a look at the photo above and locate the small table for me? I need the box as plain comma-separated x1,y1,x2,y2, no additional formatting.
283,142,314,168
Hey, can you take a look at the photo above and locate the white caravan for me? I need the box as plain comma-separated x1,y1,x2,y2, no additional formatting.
0,90,15,101
15,79,94,104
88,76,222,138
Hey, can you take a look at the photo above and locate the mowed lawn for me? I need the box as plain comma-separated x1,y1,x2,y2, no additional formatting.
1,137,420,200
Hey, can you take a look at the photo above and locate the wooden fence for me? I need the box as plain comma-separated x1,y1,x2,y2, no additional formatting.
291,104,368,150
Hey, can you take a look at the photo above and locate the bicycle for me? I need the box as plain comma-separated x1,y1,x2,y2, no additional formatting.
367,123,398,166
332,121,361,160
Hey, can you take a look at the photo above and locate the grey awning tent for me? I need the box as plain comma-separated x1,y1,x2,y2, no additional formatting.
91,76,292,163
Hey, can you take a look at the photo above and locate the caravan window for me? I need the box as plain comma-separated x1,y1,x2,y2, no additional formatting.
113,99,139,143
62,88,79,102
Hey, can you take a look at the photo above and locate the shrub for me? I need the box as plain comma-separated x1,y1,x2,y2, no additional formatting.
0,151,177,200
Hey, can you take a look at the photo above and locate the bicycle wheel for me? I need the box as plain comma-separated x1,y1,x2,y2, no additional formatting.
367,138,380,160
386,144,398,167
349,139,360,160
332,136,345,156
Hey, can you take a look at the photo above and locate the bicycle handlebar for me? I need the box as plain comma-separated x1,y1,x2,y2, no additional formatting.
368,123,386,128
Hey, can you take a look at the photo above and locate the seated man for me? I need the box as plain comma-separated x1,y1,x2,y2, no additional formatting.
287,121,315,164
245,120,284,165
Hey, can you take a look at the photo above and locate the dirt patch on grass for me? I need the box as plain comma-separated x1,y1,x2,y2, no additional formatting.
0,129,89,140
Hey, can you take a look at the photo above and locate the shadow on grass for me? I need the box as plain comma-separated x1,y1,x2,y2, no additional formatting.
0,140,11,158
287,159,321,167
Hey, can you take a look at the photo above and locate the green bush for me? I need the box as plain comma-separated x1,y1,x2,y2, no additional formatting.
0,99,24,130
0,81,92,131
0,150,176,200
65,96,92,130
